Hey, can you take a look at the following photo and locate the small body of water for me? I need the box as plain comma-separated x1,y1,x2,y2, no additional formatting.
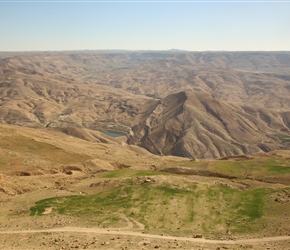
103,131,126,138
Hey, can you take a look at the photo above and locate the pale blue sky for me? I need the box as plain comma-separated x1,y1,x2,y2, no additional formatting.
1,1,290,51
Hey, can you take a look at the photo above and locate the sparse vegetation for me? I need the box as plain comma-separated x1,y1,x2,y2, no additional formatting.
1,51,290,249
99,169,165,178
30,175,284,236
163,156,290,179
275,134,290,144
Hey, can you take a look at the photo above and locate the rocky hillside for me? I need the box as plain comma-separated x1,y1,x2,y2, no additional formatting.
127,91,290,158
1,51,290,110
0,53,150,132
1,51,290,158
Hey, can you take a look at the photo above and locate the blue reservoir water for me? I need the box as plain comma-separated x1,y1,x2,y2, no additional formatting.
103,131,125,138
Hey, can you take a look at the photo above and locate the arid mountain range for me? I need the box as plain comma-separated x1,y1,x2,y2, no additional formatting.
128,90,290,158
1,51,290,158
1,51,290,250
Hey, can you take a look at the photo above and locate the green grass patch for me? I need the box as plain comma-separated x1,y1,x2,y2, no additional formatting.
30,181,277,235
274,134,290,143
156,186,192,195
233,188,269,221
99,169,166,178
269,165,290,174
166,157,290,177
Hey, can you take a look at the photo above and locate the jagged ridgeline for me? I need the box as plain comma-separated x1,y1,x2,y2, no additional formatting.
127,91,290,159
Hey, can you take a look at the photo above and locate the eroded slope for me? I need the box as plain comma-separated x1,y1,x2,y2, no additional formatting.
128,91,290,158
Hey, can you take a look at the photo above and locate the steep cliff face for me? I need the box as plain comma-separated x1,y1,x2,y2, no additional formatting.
127,91,290,159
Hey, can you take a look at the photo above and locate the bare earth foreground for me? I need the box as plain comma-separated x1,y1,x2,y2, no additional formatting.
0,178,290,250
0,226,290,249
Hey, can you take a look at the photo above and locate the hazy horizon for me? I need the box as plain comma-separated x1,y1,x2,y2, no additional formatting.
1,1,290,52
2,49,290,53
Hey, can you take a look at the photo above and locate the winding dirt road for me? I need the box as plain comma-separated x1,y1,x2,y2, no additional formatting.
0,227,289,245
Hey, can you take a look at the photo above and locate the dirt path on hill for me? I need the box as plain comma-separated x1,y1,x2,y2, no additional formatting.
0,227,289,245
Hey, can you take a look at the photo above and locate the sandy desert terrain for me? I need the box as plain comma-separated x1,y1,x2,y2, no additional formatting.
0,51,290,249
